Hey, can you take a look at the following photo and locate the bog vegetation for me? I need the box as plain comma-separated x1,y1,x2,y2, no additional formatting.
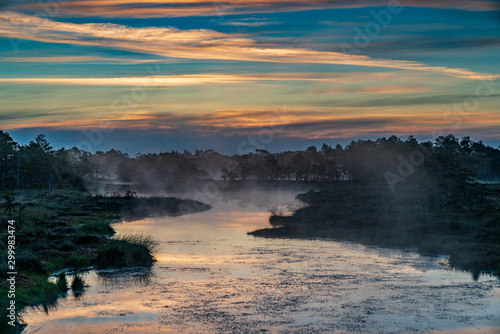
0,130,499,332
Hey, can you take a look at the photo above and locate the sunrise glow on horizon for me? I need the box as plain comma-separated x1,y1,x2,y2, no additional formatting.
0,0,499,154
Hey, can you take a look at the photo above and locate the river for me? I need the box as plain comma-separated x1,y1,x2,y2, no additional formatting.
22,188,499,333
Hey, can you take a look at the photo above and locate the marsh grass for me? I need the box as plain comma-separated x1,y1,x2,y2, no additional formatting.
117,233,159,253
95,234,158,268
65,254,92,269
80,219,115,235
0,189,208,331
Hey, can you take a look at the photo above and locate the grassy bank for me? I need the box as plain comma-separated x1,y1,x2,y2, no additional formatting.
249,182,500,279
0,190,211,333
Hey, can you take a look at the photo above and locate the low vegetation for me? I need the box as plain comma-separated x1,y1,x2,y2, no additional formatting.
248,134,500,279
0,131,499,331
0,190,210,333
95,234,158,268
250,181,500,280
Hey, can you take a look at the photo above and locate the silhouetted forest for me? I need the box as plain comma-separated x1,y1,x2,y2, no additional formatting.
0,131,84,190
1,131,499,193
1,130,500,278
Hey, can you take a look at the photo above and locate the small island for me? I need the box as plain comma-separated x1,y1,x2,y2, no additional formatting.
249,135,500,280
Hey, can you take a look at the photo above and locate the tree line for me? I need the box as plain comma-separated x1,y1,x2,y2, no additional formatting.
1,131,499,192
0,131,85,190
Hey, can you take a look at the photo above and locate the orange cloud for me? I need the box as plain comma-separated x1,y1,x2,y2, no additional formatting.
0,72,432,86
0,111,175,131
0,11,497,81
0,74,258,86
2,106,498,141
1,119,98,130
0,56,166,63
6,0,495,18
307,85,436,95
185,107,500,140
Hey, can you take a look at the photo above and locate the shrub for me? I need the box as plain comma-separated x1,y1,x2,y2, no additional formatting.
16,253,47,276
64,255,91,269
95,234,157,268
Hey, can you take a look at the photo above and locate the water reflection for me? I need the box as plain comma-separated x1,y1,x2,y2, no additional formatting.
95,267,155,287
26,273,90,317
27,297,59,316
71,274,86,300
33,267,154,319
21,188,500,334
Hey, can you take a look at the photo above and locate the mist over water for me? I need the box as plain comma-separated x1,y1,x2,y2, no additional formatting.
1,0,499,330
21,186,500,333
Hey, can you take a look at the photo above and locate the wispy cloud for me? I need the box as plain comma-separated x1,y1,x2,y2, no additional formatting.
0,56,166,63
355,36,500,56
0,12,496,81
4,0,496,18
3,107,498,141
0,74,259,86
317,21,357,27
0,72,429,86
217,18,281,27
307,85,436,95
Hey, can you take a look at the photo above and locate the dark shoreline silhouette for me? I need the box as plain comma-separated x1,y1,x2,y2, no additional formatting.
1,130,499,332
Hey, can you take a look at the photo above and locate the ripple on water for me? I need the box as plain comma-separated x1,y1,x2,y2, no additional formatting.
21,190,500,333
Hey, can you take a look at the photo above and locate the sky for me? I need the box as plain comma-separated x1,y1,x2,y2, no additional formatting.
0,0,499,155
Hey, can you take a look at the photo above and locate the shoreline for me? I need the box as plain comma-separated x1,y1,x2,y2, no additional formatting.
249,182,500,280
0,190,211,332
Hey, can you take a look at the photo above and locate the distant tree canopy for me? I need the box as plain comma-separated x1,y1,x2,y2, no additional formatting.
0,132,86,190
1,131,499,195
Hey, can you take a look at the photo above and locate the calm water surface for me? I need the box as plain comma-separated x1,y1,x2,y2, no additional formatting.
22,189,500,333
